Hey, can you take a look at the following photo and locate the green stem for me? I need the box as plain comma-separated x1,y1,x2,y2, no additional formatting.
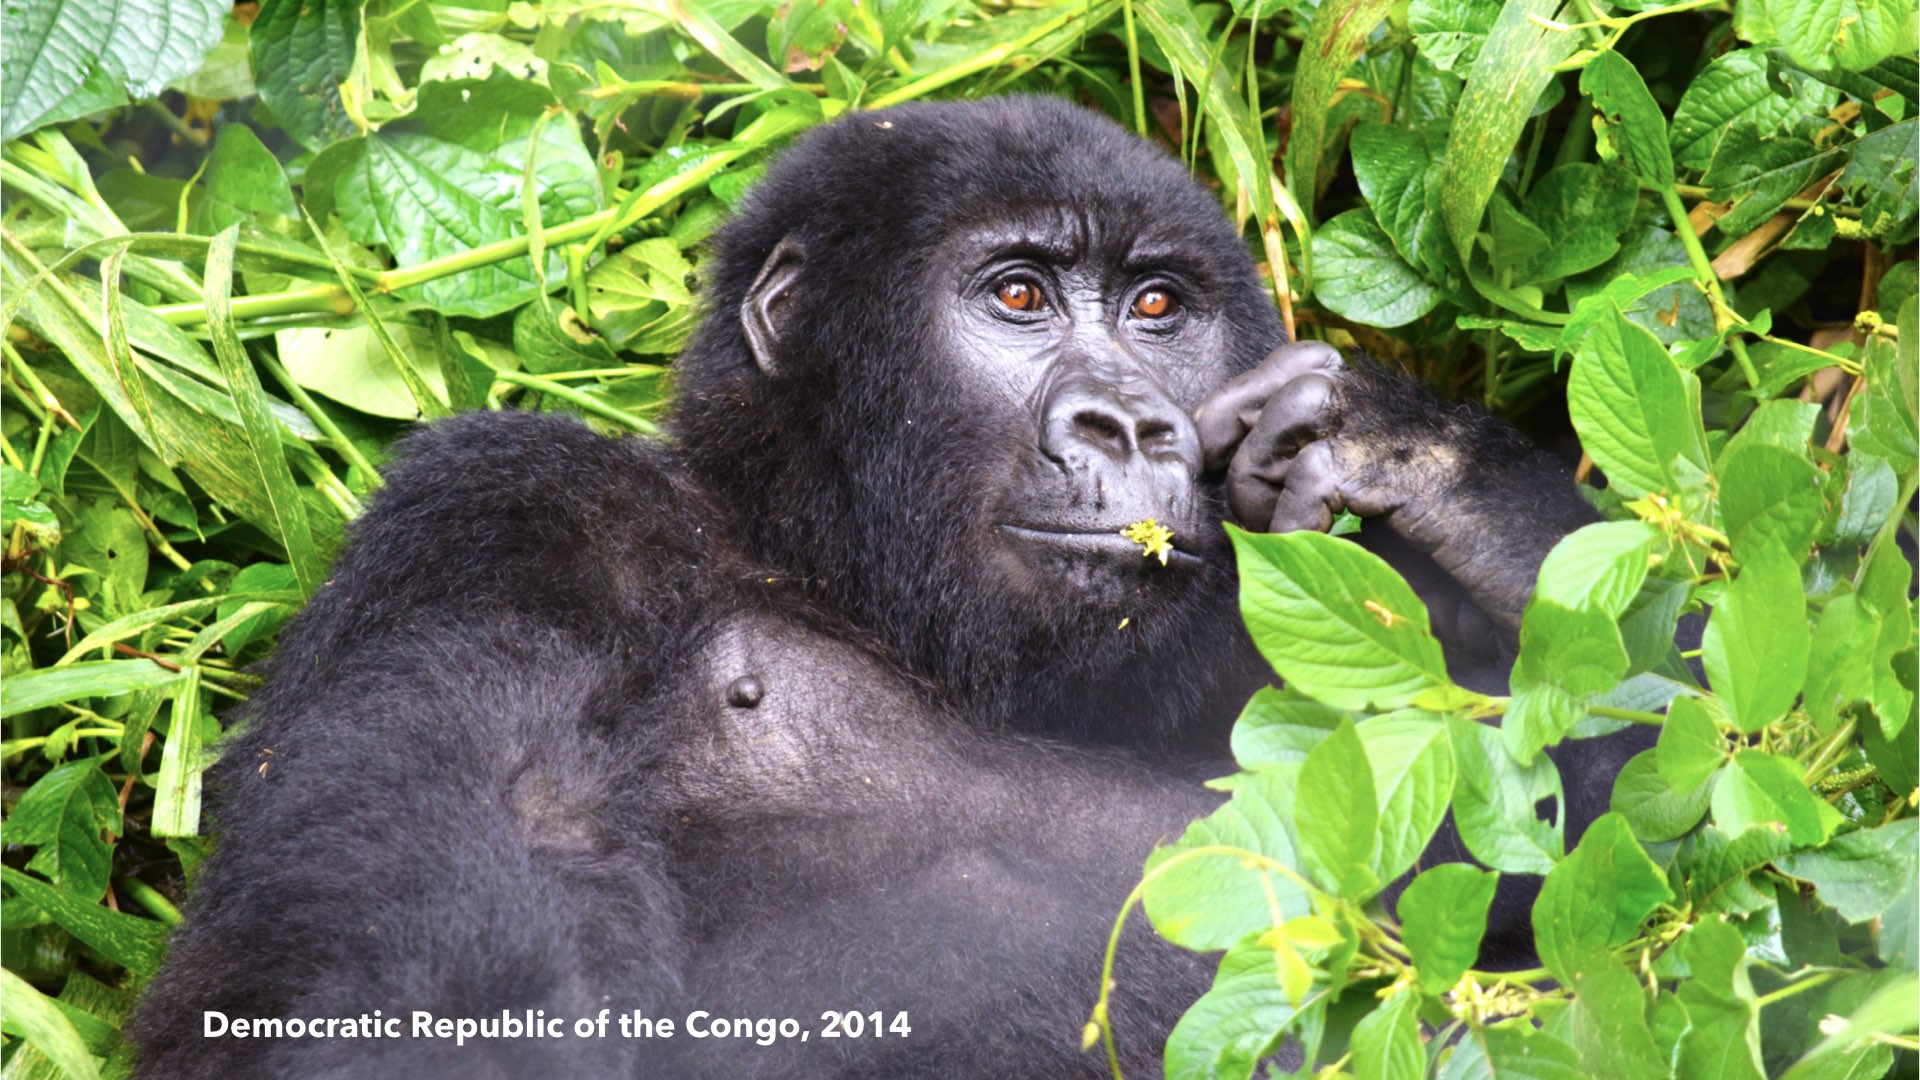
1121,0,1147,138
122,877,184,926
257,352,384,487
1755,969,1842,1009
867,0,1115,109
1660,185,1760,388
1666,182,1861,218
491,371,660,435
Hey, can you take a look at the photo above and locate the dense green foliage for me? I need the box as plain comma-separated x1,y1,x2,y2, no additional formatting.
0,0,1914,1077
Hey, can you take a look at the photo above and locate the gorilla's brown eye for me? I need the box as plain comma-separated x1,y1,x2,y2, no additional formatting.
996,280,1043,312
1132,289,1177,319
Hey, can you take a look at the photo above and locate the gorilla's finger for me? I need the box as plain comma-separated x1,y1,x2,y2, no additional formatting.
1234,373,1339,475
1267,441,1343,534
1194,341,1344,471
1225,435,1283,529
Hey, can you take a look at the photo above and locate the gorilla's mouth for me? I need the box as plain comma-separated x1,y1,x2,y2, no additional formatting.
995,523,1206,568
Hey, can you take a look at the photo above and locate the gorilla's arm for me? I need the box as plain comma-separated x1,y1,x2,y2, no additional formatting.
1195,341,1599,666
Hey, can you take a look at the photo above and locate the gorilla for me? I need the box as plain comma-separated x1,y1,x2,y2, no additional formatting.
130,96,1638,1078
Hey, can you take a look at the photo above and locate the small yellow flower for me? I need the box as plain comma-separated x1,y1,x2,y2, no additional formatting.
1120,519,1175,566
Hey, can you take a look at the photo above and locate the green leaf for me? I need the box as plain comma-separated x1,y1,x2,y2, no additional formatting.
1143,768,1310,951
1296,719,1380,897
1777,819,1919,922
1309,209,1444,328
1580,50,1675,188
1356,712,1455,883
197,123,298,232
7,758,121,901
1611,747,1715,842
1704,126,1848,239
1437,1025,1581,1080
322,76,605,319
585,237,698,353
1618,576,1691,676
1782,974,1920,1079
0,866,167,978
1163,943,1312,1080
1398,863,1497,995
1,0,228,142
1440,0,1584,260
1510,163,1640,285
152,667,209,838
1408,0,1500,73
1350,991,1421,1080
1679,825,1795,917
1533,813,1674,984
0,0,117,142
1657,694,1724,792
205,227,324,597
1568,309,1710,499
1229,687,1343,771
1349,123,1447,276
1710,751,1836,846
0,659,180,715
1675,917,1765,1080
250,0,360,152
1567,962,1668,1080
1765,0,1916,73
1505,600,1629,764
1,462,62,547
1843,121,1918,243
1231,527,1450,710
1702,544,1810,732
1448,715,1564,874
1851,298,1919,477
1533,521,1658,618
0,969,101,1080
1286,0,1396,208
1719,442,1826,561
1670,48,1838,170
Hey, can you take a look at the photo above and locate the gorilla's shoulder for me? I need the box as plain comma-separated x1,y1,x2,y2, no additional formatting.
298,410,729,644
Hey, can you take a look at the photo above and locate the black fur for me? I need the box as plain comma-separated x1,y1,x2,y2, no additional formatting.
129,97,1638,1079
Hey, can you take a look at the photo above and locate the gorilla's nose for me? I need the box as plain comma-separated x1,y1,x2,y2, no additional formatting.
1038,368,1201,475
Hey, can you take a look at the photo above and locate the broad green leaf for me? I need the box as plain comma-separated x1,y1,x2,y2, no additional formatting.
6,759,121,901
1568,309,1710,499
1533,521,1658,617
1657,694,1724,792
1843,120,1918,243
1567,962,1668,1080
1440,0,1583,260
1229,687,1343,770
1230,527,1450,710
1765,0,1915,73
250,0,361,151
1163,943,1312,1080
1,0,227,141
1564,230,1715,350
514,299,623,375
1581,50,1675,188
0,660,179,715
1804,590,1872,733
277,323,452,419
321,76,605,319
1702,544,1809,732
1679,825,1795,917
1398,863,1497,995
1448,716,1564,874
0,866,167,978
1777,819,1918,922
1286,0,1395,207
1143,768,1309,951
0,970,101,1080
1296,719,1380,897
1408,0,1500,73
1676,917,1765,1080
1670,48,1838,170
1309,210,1444,328
1356,712,1455,883
1710,751,1836,846
1437,1025,1581,1080
2,462,62,547
1830,454,1900,547
1618,576,1691,677
1718,442,1826,561
1350,991,1421,1080
0,0,116,142
1510,163,1640,285
1851,297,1919,477
205,227,323,597
1349,124,1446,276
1782,975,1920,1079
1704,125,1848,239
1533,813,1674,984
1611,747,1715,842
1723,397,1820,457
585,237,698,353
1505,600,1629,764
197,123,297,232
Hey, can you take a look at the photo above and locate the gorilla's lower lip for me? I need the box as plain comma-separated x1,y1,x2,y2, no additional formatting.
996,524,1205,566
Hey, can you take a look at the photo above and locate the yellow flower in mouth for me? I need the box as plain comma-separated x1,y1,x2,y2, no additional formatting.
1120,519,1175,566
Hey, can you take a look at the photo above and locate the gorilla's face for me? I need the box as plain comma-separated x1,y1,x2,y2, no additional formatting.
937,218,1241,605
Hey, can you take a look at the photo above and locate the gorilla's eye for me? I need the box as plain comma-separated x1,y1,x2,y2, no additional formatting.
995,279,1045,313
1131,289,1179,319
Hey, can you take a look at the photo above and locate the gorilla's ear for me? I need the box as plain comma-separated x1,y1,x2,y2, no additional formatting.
742,238,805,378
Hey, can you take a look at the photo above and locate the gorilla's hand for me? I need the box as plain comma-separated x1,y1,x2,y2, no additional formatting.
1194,341,1595,636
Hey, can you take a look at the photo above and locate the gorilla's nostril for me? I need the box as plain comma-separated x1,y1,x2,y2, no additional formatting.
1136,419,1175,445
1072,410,1132,451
